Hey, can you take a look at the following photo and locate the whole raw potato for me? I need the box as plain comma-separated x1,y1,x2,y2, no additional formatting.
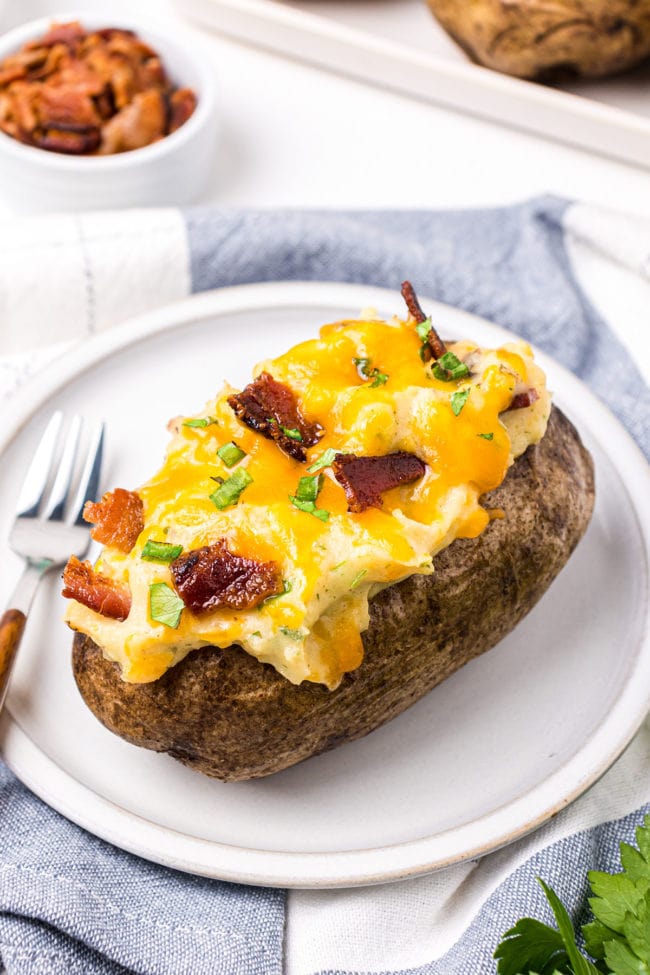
426,0,650,79
72,406,595,781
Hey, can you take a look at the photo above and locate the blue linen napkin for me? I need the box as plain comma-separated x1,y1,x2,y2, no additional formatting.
1,196,649,975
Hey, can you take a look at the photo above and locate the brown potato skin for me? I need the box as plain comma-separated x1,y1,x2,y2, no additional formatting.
426,0,650,80
72,406,594,781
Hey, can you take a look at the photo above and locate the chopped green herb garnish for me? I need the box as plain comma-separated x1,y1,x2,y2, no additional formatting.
262,580,293,604
290,474,329,521
478,432,494,441
210,468,253,509
433,351,470,382
349,569,367,590
415,317,432,342
295,474,322,503
451,389,470,416
149,582,184,629
280,626,304,641
251,631,262,638
289,497,330,522
141,540,183,563
369,370,389,388
183,416,218,429
307,448,338,473
281,426,303,441
332,560,347,571
353,356,389,388
217,441,246,468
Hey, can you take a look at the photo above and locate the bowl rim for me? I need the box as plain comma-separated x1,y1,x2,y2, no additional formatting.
0,9,217,170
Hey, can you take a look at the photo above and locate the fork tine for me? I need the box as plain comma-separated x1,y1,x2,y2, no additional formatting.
70,421,105,527
15,412,63,519
42,415,82,522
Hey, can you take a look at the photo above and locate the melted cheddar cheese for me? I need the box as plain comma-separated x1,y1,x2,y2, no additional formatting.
65,314,550,689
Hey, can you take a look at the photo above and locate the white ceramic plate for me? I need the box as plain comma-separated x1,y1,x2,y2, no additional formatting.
1,282,649,889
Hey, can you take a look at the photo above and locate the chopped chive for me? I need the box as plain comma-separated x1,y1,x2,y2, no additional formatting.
280,626,304,641
289,497,330,522
295,474,322,504
353,356,370,374
353,356,388,387
332,560,347,571
141,540,183,563
251,630,262,638
290,473,329,521
149,582,184,629
262,580,293,604
307,448,338,473
183,416,218,429
349,569,367,590
266,418,303,442
415,317,432,342
217,441,246,468
210,468,253,509
451,389,470,416
478,432,494,441
433,352,470,382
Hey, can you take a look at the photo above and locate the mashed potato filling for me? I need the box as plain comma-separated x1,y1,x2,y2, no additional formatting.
65,315,550,688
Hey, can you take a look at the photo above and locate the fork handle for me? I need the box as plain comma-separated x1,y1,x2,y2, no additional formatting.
0,561,49,714
0,609,26,710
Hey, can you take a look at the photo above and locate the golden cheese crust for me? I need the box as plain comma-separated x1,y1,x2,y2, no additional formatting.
72,406,595,781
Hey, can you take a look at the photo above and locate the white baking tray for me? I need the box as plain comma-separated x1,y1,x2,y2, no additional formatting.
175,0,650,170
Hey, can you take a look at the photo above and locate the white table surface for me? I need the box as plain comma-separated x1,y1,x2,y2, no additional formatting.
0,0,648,216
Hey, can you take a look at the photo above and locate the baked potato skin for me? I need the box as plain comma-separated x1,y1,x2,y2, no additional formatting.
72,406,594,781
426,0,650,80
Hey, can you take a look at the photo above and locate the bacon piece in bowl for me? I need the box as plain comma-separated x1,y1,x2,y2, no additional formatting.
0,20,197,155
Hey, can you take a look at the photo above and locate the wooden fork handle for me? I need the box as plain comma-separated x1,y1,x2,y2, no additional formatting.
0,609,26,710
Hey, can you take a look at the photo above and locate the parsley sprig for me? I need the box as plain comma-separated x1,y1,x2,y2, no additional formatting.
494,814,650,974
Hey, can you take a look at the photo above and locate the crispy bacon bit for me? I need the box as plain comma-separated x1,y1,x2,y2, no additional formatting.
62,556,131,620
168,87,198,133
170,540,282,613
507,387,539,411
0,21,197,155
83,488,144,553
401,280,446,361
228,372,323,463
32,127,101,154
99,89,166,154
33,22,87,49
332,451,426,513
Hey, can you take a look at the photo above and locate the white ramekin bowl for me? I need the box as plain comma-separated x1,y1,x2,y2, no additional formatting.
0,12,219,212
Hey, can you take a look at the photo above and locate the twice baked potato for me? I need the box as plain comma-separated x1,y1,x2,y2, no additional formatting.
63,286,594,780
426,0,650,80
72,406,594,780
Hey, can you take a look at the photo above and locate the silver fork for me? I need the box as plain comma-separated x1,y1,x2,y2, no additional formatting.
0,412,104,712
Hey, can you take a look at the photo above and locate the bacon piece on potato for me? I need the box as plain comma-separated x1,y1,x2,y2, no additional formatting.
332,451,426,513
83,488,144,553
171,540,283,613
62,556,131,620
228,372,323,463
506,387,539,411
